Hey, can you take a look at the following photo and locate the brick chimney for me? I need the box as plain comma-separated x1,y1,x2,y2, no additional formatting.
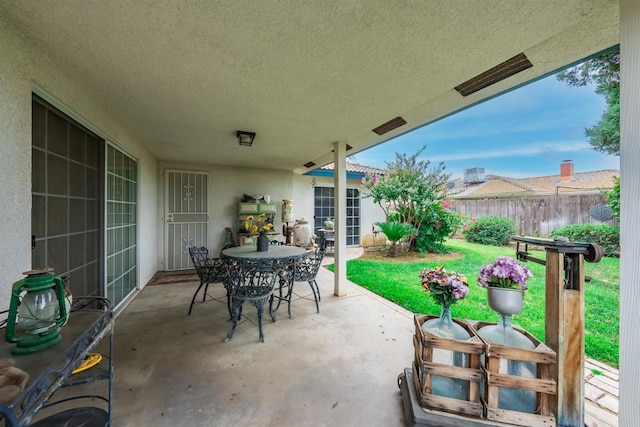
560,160,574,182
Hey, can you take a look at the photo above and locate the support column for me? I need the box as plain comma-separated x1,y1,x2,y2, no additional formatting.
545,250,585,425
333,141,347,296
619,1,640,424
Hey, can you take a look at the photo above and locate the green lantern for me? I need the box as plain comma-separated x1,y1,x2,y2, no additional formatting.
4,268,67,355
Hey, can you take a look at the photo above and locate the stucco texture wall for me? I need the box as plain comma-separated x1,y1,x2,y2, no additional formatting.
157,161,294,264
0,13,158,309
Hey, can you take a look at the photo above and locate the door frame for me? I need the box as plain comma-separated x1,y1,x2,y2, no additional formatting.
313,185,361,246
163,169,210,271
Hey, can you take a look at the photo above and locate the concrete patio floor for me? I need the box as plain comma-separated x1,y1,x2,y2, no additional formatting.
111,265,412,426
104,249,618,426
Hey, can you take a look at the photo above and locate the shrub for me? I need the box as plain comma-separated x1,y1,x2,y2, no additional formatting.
414,202,463,253
551,224,620,257
375,221,415,257
463,216,516,246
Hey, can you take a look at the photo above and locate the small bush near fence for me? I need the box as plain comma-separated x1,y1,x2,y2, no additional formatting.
463,216,517,246
414,203,463,254
551,224,620,257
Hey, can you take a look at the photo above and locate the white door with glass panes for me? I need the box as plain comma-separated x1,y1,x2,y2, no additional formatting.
164,171,209,270
313,186,360,245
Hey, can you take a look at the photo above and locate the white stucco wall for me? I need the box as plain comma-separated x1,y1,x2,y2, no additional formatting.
291,175,316,224
156,161,294,266
292,174,386,246
154,163,383,272
0,14,158,310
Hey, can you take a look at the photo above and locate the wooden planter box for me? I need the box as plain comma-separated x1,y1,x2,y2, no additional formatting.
471,321,557,427
413,314,485,418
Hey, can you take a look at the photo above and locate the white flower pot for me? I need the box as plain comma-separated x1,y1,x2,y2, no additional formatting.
487,287,523,315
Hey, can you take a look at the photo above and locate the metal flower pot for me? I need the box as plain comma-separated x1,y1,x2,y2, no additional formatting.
487,287,523,315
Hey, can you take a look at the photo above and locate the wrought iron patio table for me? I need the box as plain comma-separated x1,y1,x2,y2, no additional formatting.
221,246,306,342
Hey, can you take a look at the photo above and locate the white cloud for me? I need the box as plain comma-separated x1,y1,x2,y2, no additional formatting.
424,140,591,162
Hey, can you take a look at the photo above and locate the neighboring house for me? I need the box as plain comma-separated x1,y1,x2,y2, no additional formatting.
447,162,619,236
293,162,386,247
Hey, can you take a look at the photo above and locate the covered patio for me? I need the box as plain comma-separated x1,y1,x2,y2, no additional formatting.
0,1,637,425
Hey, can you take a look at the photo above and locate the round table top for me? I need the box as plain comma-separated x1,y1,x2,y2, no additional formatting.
222,245,306,260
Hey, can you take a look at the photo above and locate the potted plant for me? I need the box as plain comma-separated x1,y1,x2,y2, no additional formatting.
419,266,471,400
419,266,469,335
244,214,274,252
420,266,469,313
476,256,536,412
477,256,532,314
323,218,334,229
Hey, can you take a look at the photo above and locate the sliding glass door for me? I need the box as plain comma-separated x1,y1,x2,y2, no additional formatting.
106,145,138,307
32,95,139,309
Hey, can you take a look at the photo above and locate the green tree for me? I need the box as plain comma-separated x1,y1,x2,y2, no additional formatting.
362,146,450,250
556,49,620,155
602,176,620,222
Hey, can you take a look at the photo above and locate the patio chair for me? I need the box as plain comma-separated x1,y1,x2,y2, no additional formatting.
187,246,229,316
223,258,284,343
271,238,326,317
294,240,326,313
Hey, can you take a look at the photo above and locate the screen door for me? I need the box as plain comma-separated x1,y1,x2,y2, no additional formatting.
164,171,209,270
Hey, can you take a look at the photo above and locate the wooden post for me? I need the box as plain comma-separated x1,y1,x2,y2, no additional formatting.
516,236,595,426
545,250,584,427
545,250,585,426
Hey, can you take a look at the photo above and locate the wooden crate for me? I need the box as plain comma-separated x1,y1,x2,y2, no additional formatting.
472,321,557,427
413,314,485,418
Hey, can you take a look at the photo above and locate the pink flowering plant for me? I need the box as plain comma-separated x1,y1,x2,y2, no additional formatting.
477,256,533,291
420,266,469,307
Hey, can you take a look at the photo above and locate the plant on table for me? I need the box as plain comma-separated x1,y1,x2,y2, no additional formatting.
243,213,274,235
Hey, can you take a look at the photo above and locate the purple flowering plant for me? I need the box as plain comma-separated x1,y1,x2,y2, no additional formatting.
477,256,533,291
420,266,469,307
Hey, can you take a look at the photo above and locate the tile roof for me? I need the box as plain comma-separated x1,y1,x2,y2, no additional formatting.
320,162,385,175
448,169,619,199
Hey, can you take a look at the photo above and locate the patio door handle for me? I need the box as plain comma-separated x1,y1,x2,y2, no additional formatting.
32,234,36,249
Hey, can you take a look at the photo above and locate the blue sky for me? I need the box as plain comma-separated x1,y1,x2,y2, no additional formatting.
356,74,620,180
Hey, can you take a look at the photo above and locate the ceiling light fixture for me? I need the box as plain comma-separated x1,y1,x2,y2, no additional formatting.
236,131,256,147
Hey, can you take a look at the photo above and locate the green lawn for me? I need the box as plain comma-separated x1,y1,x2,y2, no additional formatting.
336,238,619,367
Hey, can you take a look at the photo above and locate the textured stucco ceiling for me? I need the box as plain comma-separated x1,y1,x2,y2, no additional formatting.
0,1,619,172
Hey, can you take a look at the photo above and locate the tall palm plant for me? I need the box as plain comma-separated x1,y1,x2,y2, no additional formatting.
375,221,415,257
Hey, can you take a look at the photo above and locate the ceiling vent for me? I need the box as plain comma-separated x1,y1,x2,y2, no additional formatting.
303,161,316,168
455,53,533,97
372,116,407,135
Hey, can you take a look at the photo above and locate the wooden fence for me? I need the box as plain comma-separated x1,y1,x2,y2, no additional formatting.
450,194,616,237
